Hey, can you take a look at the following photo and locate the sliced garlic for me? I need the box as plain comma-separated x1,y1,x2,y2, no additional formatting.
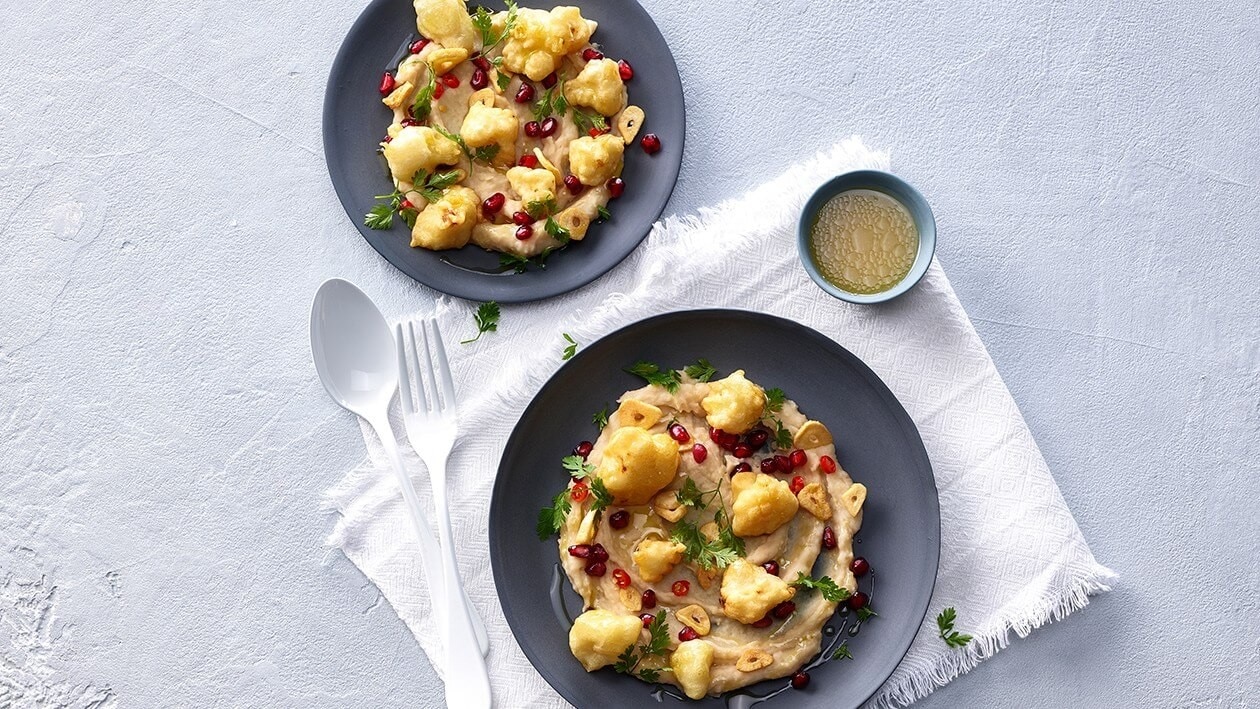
793,420,834,449
574,508,599,544
428,47,469,75
619,587,642,612
841,482,867,517
797,482,832,520
676,604,711,636
736,648,773,672
382,82,414,110
615,105,645,144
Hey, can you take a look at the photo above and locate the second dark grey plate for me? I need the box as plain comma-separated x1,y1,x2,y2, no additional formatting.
490,310,940,708
323,0,685,303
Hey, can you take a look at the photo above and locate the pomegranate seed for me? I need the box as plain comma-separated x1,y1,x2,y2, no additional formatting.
612,568,632,588
432,82,445,99
640,133,661,154
563,174,582,194
641,589,657,609
751,615,773,628
524,121,542,138
585,560,606,576
473,55,492,72
668,423,690,443
542,72,557,88
515,83,535,103
400,117,419,127
540,116,558,137
671,580,690,596
790,476,806,495
849,591,869,610
747,429,769,448
850,557,870,577
819,455,837,474
409,38,431,54
441,73,460,88
733,444,752,459
587,127,602,137
382,135,392,143
759,459,777,474
481,192,506,215
822,526,837,549
574,440,594,458
609,510,630,529
470,68,489,89
379,72,396,95
791,671,810,690
772,601,796,619
518,154,539,168
640,612,656,627
582,47,604,61
607,177,625,198
589,544,609,563
691,444,708,464
570,481,588,501
774,455,792,474
618,59,634,81
761,560,779,576
731,462,752,474
678,627,699,642
567,544,591,558
512,211,534,225
399,199,414,211
790,449,808,469
515,224,533,240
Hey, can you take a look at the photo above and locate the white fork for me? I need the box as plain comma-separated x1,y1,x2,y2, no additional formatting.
397,319,492,709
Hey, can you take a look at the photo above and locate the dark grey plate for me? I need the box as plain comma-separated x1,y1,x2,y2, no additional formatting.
323,0,685,303
490,310,940,708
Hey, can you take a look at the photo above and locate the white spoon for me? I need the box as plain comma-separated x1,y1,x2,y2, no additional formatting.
310,278,489,658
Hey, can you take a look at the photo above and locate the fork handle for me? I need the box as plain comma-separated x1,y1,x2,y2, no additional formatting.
368,416,490,659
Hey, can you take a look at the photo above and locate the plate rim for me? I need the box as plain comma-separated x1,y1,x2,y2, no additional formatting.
489,308,941,708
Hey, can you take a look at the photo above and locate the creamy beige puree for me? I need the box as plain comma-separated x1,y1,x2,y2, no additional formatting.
544,368,869,699
810,189,919,294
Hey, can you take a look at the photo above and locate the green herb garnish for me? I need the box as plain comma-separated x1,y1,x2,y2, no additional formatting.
684,359,717,382
936,607,972,648
562,454,595,479
571,106,607,134
670,516,742,570
544,216,572,243
596,205,611,222
525,197,559,219
411,64,438,120
856,606,878,622
764,387,786,413
613,610,669,681
562,333,578,360
592,405,610,431
772,419,793,450
790,573,851,604
460,301,500,344
471,0,518,56
625,361,681,393
535,488,571,539
364,203,396,230
832,642,853,660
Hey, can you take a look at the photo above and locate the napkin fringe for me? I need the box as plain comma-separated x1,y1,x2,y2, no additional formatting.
869,561,1117,709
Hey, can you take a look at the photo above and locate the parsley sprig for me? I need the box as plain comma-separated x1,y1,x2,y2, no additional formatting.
625,361,681,393
832,642,853,660
460,301,500,344
364,169,460,230
764,388,787,412
613,610,669,682
683,359,717,382
470,0,518,63
433,125,500,166
411,64,438,120
571,106,608,134
791,573,851,604
760,387,794,449
498,249,554,273
561,333,578,360
596,205,612,222
592,405,610,431
535,489,570,539
670,512,744,570
532,84,569,122
562,454,595,479
936,607,973,648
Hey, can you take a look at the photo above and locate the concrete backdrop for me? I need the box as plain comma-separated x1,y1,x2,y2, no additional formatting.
1,0,1257,706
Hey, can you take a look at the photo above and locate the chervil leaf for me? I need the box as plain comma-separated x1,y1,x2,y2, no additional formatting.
592,405,610,431
365,203,395,230
636,667,660,683
562,332,578,360
562,454,595,479
675,478,706,508
596,205,611,222
772,419,793,450
471,6,495,45
856,606,878,622
832,642,853,660
411,65,437,120
461,301,500,344
418,169,462,202
670,518,740,570
525,197,559,219
715,509,746,558
571,107,607,134
764,388,786,412
791,573,851,604
472,144,500,163
643,611,669,655
625,361,681,393
937,607,971,647
588,477,612,513
495,69,512,91
545,216,572,244
535,488,570,539
612,643,638,674
499,252,532,273
683,358,717,382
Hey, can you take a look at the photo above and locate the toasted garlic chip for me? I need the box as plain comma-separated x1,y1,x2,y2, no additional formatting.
617,399,663,429
533,148,563,183
468,88,496,108
574,508,599,544
736,648,773,673
428,47,469,75
696,567,718,590
797,482,832,520
676,604,711,636
383,82,414,110
556,209,591,240
652,489,687,523
841,483,867,517
619,587,642,613
793,420,834,449
616,105,645,144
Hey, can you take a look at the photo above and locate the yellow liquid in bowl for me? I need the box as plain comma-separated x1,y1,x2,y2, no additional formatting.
809,189,919,295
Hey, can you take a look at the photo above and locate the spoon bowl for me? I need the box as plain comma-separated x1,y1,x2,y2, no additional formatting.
310,278,398,416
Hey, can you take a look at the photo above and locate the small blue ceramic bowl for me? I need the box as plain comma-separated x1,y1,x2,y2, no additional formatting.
797,170,937,304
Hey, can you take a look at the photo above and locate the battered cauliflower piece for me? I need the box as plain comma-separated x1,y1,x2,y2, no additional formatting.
594,427,679,505
500,7,593,80
719,559,795,625
670,639,715,700
414,0,477,53
564,58,627,116
568,609,643,672
410,185,478,250
730,472,799,537
632,538,685,583
568,134,625,186
382,126,464,182
460,102,519,157
506,166,557,205
701,370,767,435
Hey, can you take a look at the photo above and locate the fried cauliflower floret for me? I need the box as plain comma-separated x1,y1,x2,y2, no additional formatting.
632,538,685,583
720,559,795,625
670,639,714,700
413,0,477,53
568,134,625,186
594,427,679,505
701,370,767,435
568,609,643,672
460,102,519,157
730,472,799,537
506,166,557,206
410,185,478,250
563,58,627,116
500,7,593,80
382,126,464,182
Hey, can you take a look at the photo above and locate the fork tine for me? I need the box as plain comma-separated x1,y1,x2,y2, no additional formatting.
413,319,438,413
417,319,441,412
429,319,457,409
395,323,415,414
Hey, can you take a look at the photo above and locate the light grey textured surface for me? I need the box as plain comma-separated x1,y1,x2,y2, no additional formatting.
1,0,1256,707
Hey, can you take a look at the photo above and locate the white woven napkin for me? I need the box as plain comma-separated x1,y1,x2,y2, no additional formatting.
322,137,1115,708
